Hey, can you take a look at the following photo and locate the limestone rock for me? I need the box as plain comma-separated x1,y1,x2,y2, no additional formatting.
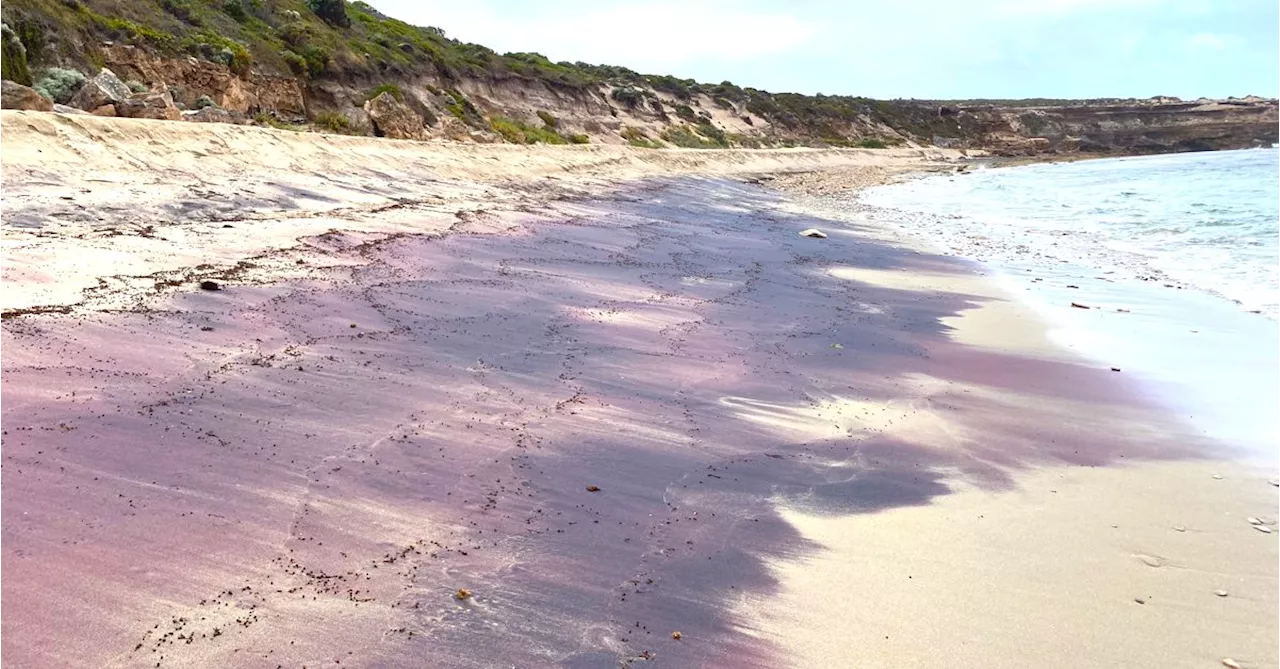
67,68,131,111
799,228,828,238
363,91,427,140
1,80,53,111
52,103,88,115
117,89,181,121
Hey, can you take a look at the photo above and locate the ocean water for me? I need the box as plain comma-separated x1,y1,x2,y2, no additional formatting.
855,149,1280,459
862,148,1280,317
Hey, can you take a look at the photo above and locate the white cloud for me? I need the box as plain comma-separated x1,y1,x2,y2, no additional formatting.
1187,33,1230,50
367,1,822,70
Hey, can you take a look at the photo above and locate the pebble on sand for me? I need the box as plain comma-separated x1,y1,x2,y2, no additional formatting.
1222,659,1242,669
1253,525,1272,534
798,228,828,238
455,588,472,600
1070,302,1090,309
1246,517,1264,525
586,485,601,492
1214,590,1229,597
671,631,682,640
1133,597,1147,605
199,280,220,291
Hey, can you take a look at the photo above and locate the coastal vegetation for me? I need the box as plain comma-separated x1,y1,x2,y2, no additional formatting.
0,0,958,146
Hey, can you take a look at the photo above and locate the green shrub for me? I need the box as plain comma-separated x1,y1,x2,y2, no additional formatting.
695,122,728,146
673,104,697,122
222,0,248,22
306,0,350,27
126,80,148,93
298,45,331,77
314,110,354,134
1,24,32,86
193,94,218,109
856,137,888,149
489,116,567,144
280,50,308,76
11,19,45,66
254,111,303,131
610,86,643,109
536,110,557,129
33,67,86,104
160,0,203,25
621,126,662,148
181,32,252,76
712,96,734,110
660,125,725,149
365,83,404,102
444,89,485,128
567,133,589,144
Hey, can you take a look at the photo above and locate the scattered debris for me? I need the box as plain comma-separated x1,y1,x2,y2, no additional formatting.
1116,308,1131,313
798,228,827,238
1070,302,1090,309
455,588,472,600
1133,597,1147,605
199,280,220,291
586,485,601,492
1110,367,1121,372
1066,285,1079,289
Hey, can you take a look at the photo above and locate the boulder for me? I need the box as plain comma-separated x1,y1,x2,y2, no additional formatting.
52,103,88,115
362,91,427,140
117,89,181,121
90,104,117,117
67,68,132,111
1,80,53,111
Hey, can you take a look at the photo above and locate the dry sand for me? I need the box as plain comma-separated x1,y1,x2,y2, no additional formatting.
1,111,1275,668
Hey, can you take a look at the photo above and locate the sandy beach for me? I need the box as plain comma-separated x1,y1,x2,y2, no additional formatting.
2,111,1276,669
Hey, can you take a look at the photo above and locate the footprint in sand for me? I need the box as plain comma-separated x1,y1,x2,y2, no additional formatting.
1133,553,1167,568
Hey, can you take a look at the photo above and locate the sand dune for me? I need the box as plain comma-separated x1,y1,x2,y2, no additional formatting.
1,112,1274,668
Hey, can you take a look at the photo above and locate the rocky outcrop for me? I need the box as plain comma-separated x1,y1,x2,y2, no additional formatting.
1,80,52,111
363,91,427,140
117,87,181,121
67,68,131,111
940,98,1279,156
99,44,305,117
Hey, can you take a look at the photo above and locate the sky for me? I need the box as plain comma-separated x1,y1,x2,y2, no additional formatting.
364,0,1279,100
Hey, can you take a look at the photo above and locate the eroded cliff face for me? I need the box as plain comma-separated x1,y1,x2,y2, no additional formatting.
18,43,1280,156
944,99,1279,156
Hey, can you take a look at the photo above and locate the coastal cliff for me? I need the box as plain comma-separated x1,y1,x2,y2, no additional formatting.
2,0,1276,155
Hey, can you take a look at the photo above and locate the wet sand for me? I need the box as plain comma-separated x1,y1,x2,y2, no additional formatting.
2,113,1276,668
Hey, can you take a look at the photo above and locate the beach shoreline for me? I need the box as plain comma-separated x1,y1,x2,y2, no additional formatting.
2,115,1275,668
